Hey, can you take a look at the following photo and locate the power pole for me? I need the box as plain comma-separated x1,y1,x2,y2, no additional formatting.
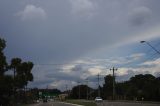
97,74,100,97
65,84,68,94
77,81,81,99
110,67,117,100
86,78,89,100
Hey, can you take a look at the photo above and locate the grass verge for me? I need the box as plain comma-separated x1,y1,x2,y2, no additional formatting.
66,100,97,106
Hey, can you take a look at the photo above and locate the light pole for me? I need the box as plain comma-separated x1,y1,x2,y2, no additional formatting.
140,41,160,55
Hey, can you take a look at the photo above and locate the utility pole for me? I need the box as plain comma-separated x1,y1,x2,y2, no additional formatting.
110,67,117,100
86,78,89,100
77,81,81,99
65,84,68,94
97,74,100,97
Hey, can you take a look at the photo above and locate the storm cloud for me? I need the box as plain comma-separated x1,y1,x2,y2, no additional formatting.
1,0,160,90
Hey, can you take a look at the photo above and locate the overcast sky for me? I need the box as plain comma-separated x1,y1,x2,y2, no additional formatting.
1,0,160,91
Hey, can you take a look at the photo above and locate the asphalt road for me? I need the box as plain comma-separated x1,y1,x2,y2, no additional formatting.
28,101,160,106
28,101,82,106
97,101,160,106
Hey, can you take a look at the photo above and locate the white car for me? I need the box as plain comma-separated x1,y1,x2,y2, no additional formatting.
95,97,103,102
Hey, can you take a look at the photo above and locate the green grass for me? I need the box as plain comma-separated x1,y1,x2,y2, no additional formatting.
66,100,97,106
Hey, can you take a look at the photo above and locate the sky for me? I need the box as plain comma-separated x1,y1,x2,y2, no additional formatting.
1,0,160,91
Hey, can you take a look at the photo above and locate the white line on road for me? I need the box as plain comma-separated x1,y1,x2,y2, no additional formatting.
60,102,84,106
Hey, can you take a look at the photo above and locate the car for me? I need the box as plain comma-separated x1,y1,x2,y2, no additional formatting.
36,99,40,103
95,97,103,102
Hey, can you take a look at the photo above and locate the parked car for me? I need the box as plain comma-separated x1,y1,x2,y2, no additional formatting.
95,97,103,102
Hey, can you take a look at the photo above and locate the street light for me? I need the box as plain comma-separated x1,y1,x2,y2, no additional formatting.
140,41,160,55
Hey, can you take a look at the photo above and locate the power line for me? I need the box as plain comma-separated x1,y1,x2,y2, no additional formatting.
141,41,160,55
145,42,160,55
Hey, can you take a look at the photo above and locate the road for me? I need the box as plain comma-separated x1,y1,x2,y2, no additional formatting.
97,101,160,106
28,101,82,106
28,101,160,106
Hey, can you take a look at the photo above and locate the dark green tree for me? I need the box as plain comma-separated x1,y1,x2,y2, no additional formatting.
103,74,160,101
0,38,7,75
10,58,22,79
155,76,160,101
0,37,34,105
103,75,113,99
0,38,13,105
70,85,91,99
14,61,34,88
128,74,157,101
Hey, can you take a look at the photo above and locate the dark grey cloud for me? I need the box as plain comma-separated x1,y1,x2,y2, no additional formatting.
1,0,160,89
71,64,83,72
129,6,152,26
28,79,54,88
45,71,81,82
1,0,159,63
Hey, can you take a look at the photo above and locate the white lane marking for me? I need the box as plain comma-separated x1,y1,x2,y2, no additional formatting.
60,102,84,106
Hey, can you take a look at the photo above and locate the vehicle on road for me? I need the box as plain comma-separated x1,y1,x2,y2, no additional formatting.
36,99,40,103
95,97,103,102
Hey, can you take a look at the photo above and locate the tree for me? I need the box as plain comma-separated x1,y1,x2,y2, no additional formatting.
70,85,91,99
103,75,113,99
0,38,7,75
128,74,157,101
156,76,160,101
10,59,34,89
102,74,160,101
0,37,34,105
0,75,13,105
0,38,12,105
10,58,22,78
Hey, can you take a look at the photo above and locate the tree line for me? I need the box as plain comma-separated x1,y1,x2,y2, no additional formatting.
0,38,34,105
104,74,160,101
69,74,160,101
